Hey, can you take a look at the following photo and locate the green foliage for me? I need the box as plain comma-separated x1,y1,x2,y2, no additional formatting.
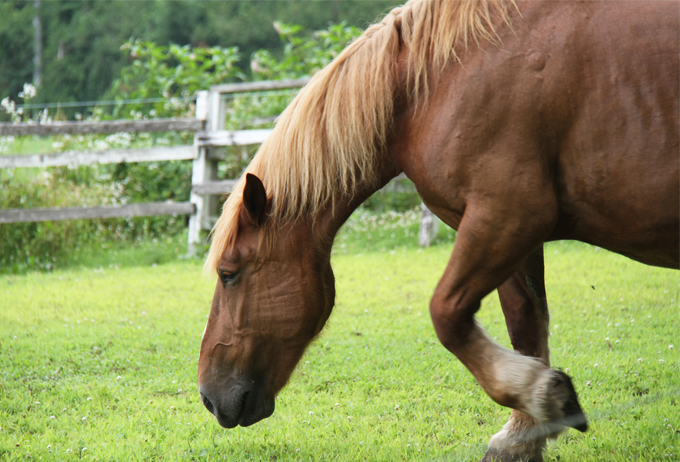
0,242,677,460
250,21,362,80
0,0,394,110
0,4,34,112
110,39,243,118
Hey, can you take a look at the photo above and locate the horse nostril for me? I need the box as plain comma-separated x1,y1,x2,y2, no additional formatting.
200,392,215,414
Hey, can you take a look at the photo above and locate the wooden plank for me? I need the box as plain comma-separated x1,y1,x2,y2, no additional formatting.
0,202,195,224
192,180,238,195
210,78,310,95
197,129,272,148
0,118,205,137
0,145,196,169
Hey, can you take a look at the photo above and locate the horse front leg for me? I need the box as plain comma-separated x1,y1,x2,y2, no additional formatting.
429,209,587,460
483,246,559,462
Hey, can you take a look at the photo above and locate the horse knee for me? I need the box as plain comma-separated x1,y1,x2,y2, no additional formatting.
429,291,479,352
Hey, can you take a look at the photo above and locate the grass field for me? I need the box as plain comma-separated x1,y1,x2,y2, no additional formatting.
1,239,678,461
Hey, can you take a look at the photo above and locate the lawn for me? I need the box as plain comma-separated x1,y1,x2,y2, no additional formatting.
0,239,678,461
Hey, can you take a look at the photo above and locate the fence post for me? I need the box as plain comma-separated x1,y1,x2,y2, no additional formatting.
418,202,439,247
188,91,211,256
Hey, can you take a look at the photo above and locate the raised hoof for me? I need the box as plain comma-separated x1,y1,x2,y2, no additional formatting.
481,448,543,462
550,370,588,432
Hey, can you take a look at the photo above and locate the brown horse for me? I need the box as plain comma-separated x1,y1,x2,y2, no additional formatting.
198,0,679,460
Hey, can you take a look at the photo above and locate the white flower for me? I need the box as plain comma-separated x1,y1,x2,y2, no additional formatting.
18,83,37,100
670,345,674,350
659,359,664,363
394,405,399,410
638,358,643,363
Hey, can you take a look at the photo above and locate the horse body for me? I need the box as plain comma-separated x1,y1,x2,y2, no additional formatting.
398,1,679,268
198,1,678,460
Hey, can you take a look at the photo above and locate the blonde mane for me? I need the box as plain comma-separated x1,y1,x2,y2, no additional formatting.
205,0,512,272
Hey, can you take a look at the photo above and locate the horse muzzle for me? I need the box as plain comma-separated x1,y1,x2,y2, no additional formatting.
199,378,274,428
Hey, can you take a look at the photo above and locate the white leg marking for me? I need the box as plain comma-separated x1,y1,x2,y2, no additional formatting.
463,322,566,423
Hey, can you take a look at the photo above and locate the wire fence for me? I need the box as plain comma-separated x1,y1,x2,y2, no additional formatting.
13,89,300,112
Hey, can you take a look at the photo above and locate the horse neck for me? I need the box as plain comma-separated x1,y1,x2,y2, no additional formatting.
316,158,402,249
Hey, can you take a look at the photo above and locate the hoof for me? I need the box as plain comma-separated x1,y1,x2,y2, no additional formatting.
481,448,543,462
548,370,588,432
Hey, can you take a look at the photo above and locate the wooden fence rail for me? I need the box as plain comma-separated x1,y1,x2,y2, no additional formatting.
0,202,195,224
0,118,204,137
0,145,197,169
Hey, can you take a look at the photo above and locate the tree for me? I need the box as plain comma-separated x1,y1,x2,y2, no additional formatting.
0,0,394,108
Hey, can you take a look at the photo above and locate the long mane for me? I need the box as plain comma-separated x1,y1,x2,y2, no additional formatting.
205,0,512,272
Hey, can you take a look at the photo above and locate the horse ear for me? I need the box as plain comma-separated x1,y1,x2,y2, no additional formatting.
241,173,267,228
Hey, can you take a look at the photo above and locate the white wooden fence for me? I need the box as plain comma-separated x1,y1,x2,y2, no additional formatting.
0,78,438,255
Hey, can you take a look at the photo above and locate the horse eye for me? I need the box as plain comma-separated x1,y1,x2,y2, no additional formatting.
219,271,238,285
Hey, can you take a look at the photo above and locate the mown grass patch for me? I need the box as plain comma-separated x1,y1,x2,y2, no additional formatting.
0,241,677,461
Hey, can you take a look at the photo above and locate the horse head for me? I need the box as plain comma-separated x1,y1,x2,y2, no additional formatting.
197,173,335,428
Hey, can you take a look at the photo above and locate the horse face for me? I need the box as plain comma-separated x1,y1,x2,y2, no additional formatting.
198,174,335,428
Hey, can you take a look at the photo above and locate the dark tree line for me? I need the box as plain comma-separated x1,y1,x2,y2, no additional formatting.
0,0,394,105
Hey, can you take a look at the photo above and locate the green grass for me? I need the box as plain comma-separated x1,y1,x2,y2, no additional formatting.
0,240,678,461
1,136,55,156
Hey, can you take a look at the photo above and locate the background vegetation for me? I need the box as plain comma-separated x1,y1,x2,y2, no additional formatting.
0,0,393,108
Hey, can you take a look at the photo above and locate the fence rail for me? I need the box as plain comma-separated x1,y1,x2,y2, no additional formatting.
0,145,197,169
196,129,272,148
0,118,204,137
0,202,195,224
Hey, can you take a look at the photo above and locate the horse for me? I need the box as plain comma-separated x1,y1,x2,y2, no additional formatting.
197,0,679,460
